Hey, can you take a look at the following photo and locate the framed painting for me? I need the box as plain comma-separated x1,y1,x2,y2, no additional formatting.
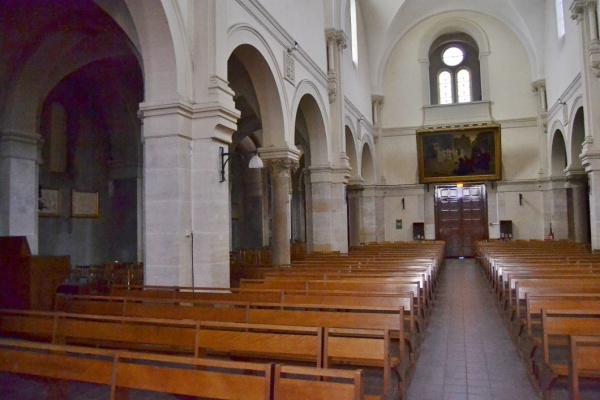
71,190,99,218
416,124,502,184
39,189,61,217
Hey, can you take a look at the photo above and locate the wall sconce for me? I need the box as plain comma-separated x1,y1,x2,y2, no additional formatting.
287,41,299,54
519,193,523,206
558,98,566,106
219,146,264,183
402,198,405,210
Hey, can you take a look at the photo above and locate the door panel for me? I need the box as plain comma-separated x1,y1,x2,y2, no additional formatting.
435,184,488,257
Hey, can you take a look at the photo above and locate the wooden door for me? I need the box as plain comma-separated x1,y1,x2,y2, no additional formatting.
435,184,488,257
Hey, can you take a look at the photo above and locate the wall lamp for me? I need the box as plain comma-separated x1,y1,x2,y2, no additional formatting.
558,98,566,106
287,41,299,54
219,146,264,183
519,193,523,206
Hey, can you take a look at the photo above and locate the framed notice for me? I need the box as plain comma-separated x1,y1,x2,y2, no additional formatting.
416,124,502,184
71,190,99,218
39,189,61,217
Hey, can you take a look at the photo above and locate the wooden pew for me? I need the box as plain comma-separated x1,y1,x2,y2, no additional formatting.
510,279,600,322
0,338,273,400
0,307,407,399
324,327,403,400
239,279,426,321
535,310,600,400
568,335,600,400
274,364,365,400
0,309,324,367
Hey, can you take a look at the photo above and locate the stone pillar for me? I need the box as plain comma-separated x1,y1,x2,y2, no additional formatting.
566,170,590,242
571,0,600,249
361,186,377,244
375,186,386,243
571,1,600,152
532,80,548,180
0,130,41,254
308,166,350,253
548,178,570,239
267,156,299,266
347,182,364,247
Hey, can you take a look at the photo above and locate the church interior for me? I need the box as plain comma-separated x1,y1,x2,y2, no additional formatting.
1,0,600,399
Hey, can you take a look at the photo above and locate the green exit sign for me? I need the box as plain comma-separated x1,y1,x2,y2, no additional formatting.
396,219,402,229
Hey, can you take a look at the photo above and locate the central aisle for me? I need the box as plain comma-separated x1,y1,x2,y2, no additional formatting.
406,258,539,400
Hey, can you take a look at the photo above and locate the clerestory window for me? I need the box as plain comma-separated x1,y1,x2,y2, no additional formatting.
429,34,481,105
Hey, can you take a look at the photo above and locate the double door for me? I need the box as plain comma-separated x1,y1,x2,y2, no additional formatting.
435,184,488,258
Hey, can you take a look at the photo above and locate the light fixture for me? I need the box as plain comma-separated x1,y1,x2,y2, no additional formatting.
287,41,299,54
219,146,264,183
558,98,566,106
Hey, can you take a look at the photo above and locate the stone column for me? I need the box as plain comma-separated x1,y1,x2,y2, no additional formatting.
566,170,590,242
268,157,298,266
361,186,377,244
571,0,600,249
347,182,364,247
548,178,570,239
0,130,41,254
532,80,548,180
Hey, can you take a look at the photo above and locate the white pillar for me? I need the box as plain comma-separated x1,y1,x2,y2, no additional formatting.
0,130,41,254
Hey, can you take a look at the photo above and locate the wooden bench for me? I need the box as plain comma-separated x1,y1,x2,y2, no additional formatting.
0,310,394,398
0,338,274,400
0,309,325,367
568,335,600,400
509,279,600,322
535,309,600,400
274,364,365,400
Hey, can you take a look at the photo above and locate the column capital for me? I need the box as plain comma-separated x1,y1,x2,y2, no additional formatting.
571,0,587,22
258,145,301,162
325,29,348,51
0,130,42,160
531,79,546,92
268,157,299,177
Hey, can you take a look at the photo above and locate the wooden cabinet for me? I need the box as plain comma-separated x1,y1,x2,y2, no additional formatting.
0,236,71,310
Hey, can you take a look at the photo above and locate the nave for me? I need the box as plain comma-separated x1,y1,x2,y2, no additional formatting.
407,258,539,400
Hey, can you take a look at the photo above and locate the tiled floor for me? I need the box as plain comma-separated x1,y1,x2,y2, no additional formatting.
406,258,540,400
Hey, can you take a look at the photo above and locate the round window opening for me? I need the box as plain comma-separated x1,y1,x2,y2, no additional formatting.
442,46,464,66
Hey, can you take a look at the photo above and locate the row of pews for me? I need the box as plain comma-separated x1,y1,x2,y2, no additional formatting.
0,241,445,400
476,239,600,400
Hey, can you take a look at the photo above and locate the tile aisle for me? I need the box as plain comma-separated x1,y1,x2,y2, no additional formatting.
406,258,540,400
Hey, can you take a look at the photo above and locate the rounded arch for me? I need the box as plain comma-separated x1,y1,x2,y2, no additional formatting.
373,3,540,94
290,80,331,166
228,24,289,148
123,0,187,101
550,127,568,177
569,99,585,170
345,125,359,180
1,1,149,135
360,141,376,185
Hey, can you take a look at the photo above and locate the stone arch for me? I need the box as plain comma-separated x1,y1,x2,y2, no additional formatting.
228,24,288,148
550,127,568,177
373,2,540,94
291,80,331,166
569,100,585,169
345,125,359,181
360,141,376,185
124,0,189,102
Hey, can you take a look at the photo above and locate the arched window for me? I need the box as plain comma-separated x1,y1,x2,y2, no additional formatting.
555,0,565,39
350,0,358,65
429,33,481,105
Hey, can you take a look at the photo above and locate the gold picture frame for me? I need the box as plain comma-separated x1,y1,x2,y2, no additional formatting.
71,190,99,218
416,124,502,184
39,189,61,217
